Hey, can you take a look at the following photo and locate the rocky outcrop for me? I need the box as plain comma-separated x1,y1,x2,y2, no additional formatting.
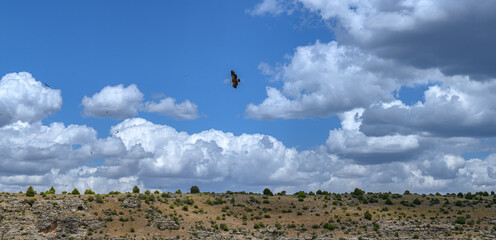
120,197,141,208
0,194,104,240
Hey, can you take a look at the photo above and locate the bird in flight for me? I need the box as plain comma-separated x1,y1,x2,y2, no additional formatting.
184,73,191,77
44,83,51,88
114,130,119,135
231,70,241,88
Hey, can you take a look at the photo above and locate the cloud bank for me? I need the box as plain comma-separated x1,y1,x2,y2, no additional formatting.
81,84,199,120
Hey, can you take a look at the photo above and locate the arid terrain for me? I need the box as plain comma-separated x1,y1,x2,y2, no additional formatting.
1,189,496,239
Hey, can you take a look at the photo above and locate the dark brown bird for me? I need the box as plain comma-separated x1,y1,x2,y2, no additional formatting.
231,70,241,88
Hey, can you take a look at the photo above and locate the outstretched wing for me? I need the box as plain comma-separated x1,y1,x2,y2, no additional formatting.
231,70,237,81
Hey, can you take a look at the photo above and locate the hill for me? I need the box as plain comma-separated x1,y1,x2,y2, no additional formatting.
1,190,496,239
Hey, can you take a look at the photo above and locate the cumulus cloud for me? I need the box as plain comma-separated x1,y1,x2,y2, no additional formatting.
0,116,495,193
81,84,143,119
81,84,199,120
0,121,97,177
246,41,437,119
144,97,199,120
326,108,420,164
0,72,62,127
254,0,496,79
360,78,496,137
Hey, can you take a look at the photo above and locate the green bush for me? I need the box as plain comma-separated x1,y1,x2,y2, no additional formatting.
190,185,200,194
263,188,273,196
385,198,393,205
72,188,80,195
47,186,56,194
26,186,36,197
84,189,95,195
364,211,372,220
95,194,104,204
456,216,466,224
133,185,140,193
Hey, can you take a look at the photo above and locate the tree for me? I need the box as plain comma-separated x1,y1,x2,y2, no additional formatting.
84,189,95,195
190,185,200,194
133,185,140,193
47,186,56,194
72,188,80,195
26,186,36,197
404,190,411,195
465,192,473,199
263,188,273,196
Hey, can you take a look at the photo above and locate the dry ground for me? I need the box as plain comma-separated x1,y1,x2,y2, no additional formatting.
4,190,496,239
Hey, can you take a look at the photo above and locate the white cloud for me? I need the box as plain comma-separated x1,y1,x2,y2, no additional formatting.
0,116,495,194
361,77,496,137
144,97,199,120
81,84,143,119
248,0,292,16
81,84,200,120
254,0,496,79
0,72,62,127
326,108,419,164
246,41,437,119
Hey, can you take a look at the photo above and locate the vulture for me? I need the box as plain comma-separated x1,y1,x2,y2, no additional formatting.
231,70,241,88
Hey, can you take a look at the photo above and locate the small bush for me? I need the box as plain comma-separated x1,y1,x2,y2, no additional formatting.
47,186,56,194
26,186,36,197
72,188,80,195
133,185,140,193
364,211,372,220
263,188,273,196
190,185,200,194
84,189,95,195
456,216,466,224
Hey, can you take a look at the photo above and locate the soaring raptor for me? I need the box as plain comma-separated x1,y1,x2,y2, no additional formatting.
231,70,241,88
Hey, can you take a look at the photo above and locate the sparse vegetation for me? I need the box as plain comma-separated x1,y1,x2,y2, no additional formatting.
1,189,495,239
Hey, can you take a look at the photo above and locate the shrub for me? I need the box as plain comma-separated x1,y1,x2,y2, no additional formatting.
465,192,473,199
84,189,95,195
95,194,104,204
72,188,80,195
413,198,422,205
323,223,335,230
175,189,182,194
26,186,36,197
385,198,393,205
133,185,140,193
456,216,466,224
297,191,306,199
47,186,56,194
352,188,365,198
263,188,273,196
364,211,372,220
413,234,419,239
404,190,411,195
220,223,228,231
190,185,200,194
154,190,159,194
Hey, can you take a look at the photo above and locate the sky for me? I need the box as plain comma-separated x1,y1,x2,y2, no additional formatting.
1,0,495,194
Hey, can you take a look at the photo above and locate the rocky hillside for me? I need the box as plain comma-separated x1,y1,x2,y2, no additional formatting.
1,191,496,239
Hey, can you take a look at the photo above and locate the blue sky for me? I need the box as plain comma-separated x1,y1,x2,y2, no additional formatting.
1,0,336,149
1,0,496,194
